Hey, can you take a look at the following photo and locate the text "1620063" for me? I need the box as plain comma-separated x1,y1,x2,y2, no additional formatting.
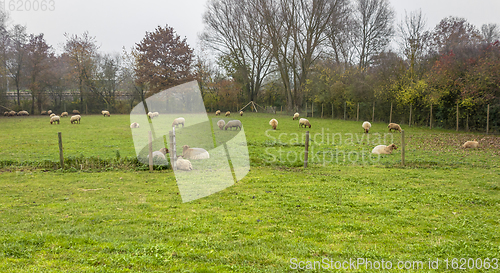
5,0,55,12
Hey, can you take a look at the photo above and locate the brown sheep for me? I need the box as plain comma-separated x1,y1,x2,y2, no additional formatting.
388,123,402,132
462,140,479,149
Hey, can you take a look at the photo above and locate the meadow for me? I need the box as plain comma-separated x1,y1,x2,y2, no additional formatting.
0,113,499,272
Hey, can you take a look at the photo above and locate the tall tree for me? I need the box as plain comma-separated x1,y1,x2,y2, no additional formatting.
481,23,500,44
25,33,51,114
397,9,428,77
430,17,482,55
7,24,27,106
135,25,194,96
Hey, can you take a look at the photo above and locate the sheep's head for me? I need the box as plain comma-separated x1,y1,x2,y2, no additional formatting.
160,147,169,155
183,145,190,154
389,144,397,150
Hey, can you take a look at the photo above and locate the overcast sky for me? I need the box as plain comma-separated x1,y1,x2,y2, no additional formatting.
5,0,500,55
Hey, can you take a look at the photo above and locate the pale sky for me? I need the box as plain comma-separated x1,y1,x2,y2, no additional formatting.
5,0,500,55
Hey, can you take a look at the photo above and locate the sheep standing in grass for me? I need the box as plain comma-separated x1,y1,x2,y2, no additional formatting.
130,122,140,128
215,110,221,116
217,119,225,130
172,117,185,128
299,118,311,128
50,115,60,124
388,123,402,132
362,121,371,133
225,111,230,117
61,112,68,117
72,110,80,115
3,111,8,116
182,145,209,159
176,156,193,171
47,110,52,115
17,110,29,116
371,144,397,155
8,111,16,116
240,111,243,116
224,120,242,130
102,110,110,117
70,115,81,124
269,118,278,130
293,113,299,120
462,140,479,149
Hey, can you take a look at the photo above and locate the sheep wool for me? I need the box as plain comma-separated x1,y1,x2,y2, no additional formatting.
224,120,242,130
172,117,185,128
217,119,226,130
70,115,81,124
372,144,398,155
299,118,311,128
17,110,29,116
3,111,8,116
50,113,56,118
50,115,60,124
61,112,68,117
362,121,371,133
176,156,193,171
41,111,48,115
269,119,278,130
225,111,231,117
8,111,16,116
240,111,243,116
102,110,110,117
388,123,402,132
130,122,140,128
462,141,479,149
147,148,169,160
293,113,299,120
72,110,80,115
215,110,221,116
47,110,52,115
182,145,210,160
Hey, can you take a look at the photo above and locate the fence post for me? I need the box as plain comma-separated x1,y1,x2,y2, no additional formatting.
390,102,393,124
430,104,433,129
401,130,405,166
58,132,64,169
344,102,346,120
332,103,334,119
356,103,359,122
304,131,309,168
409,103,412,126
486,104,490,134
148,131,153,171
372,102,375,123
321,104,323,118
456,103,459,131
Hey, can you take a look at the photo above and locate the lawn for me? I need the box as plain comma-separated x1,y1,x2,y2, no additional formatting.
0,113,499,272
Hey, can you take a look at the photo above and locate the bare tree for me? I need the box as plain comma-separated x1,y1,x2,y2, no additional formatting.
481,23,500,44
7,24,27,106
326,5,355,70
397,9,428,76
352,0,395,69
25,33,52,114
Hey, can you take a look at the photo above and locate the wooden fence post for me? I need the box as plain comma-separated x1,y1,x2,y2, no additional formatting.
389,102,393,124
58,132,64,169
486,104,490,134
456,103,459,131
148,131,153,171
356,103,359,122
401,130,405,166
304,131,309,168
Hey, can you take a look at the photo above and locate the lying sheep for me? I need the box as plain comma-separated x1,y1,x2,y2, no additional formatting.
371,144,397,155
362,121,371,133
388,123,402,132
147,147,169,160
182,145,209,159
130,122,140,128
172,117,185,128
215,110,221,116
240,111,243,116
50,113,56,118
17,110,29,116
61,112,68,117
225,111,230,117
50,115,60,124
72,110,80,115
102,110,110,117
462,140,479,149
224,120,242,130
299,118,311,128
70,115,81,124
269,118,278,130
217,119,226,130
293,113,299,120
176,156,193,171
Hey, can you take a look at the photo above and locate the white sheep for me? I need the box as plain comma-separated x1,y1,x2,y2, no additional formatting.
462,140,479,149
388,123,402,132
72,110,80,115
176,156,193,171
70,115,81,124
3,111,8,116
147,147,169,160
217,119,226,130
182,145,210,160
293,113,299,120
299,118,311,128
225,111,230,117
41,111,48,115
17,110,29,116
224,120,242,130
50,115,60,124
269,118,278,130
130,122,140,128
8,111,16,116
61,112,68,117
47,110,52,115
102,110,110,117
371,144,398,155
240,111,243,116
172,117,185,128
362,121,371,133
215,110,221,116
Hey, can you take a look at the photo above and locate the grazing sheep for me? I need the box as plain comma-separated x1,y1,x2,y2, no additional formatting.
147,112,159,119
8,111,16,116
102,110,110,117
293,113,299,120
462,140,479,149
41,111,48,115
70,115,81,124
172,117,185,128
269,118,278,130
299,118,311,128
50,115,60,124
362,121,371,133
176,156,193,171
50,113,56,118
371,144,398,155
147,147,169,160
17,110,29,116
215,110,221,116
240,111,243,116
130,122,140,128
182,145,209,160
47,110,52,115
217,119,226,130
225,111,230,117
224,120,242,130
72,110,80,115
3,111,8,116
61,112,68,117
388,123,402,132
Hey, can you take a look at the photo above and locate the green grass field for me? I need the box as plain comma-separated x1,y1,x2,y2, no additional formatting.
0,113,499,272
